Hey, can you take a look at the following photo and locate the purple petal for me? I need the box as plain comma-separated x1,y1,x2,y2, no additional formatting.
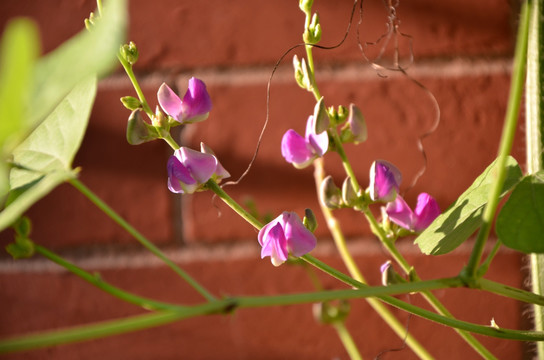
258,214,282,246
180,77,212,123
200,143,230,180
413,193,440,232
177,147,217,184
157,83,183,121
281,212,317,257
167,155,197,194
385,195,414,230
260,222,289,266
369,160,402,202
281,129,314,168
307,131,329,157
347,104,367,143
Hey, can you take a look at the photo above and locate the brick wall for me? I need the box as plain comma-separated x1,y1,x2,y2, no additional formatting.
0,0,530,359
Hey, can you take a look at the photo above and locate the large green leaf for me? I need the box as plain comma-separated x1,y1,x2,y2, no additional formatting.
414,156,523,255
25,0,126,150
0,19,40,200
0,77,97,231
497,171,544,253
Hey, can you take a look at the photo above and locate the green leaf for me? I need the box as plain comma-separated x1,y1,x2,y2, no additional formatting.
27,0,126,147
496,171,544,253
0,77,97,231
0,19,40,201
414,156,523,255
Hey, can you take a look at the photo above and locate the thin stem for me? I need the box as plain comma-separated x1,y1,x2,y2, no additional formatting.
206,179,264,230
35,245,185,311
117,54,153,117
464,0,530,279
69,178,216,302
477,240,502,277
162,132,180,151
332,321,364,360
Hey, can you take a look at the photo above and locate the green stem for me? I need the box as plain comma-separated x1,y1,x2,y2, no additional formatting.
477,240,502,277
35,245,185,311
464,0,529,279
3,273,544,354
332,321,363,360
69,178,216,302
206,179,263,230
526,0,544,354
117,54,153,117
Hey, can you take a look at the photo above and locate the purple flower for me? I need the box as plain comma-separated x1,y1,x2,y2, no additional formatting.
258,211,317,266
157,77,212,124
369,160,402,202
281,115,329,169
385,193,440,232
167,145,229,194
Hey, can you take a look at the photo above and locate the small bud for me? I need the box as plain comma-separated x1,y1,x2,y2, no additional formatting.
327,105,348,126
120,96,142,111
320,176,342,209
313,300,350,324
299,0,314,13
303,208,318,232
13,216,31,237
293,55,313,91
6,235,34,260
313,97,329,133
126,110,154,145
303,13,322,44
340,104,367,144
380,260,405,286
341,176,358,207
120,41,139,65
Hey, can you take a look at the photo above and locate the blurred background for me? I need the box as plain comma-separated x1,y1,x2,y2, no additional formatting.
0,0,530,359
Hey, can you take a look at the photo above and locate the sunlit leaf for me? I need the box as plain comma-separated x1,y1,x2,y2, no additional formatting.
414,156,522,255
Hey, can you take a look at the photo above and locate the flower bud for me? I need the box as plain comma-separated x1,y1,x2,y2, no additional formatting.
340,104,367,144
369,160,402,202
303,208,318,232
299,0,314,13
313,300,350,324
320,175,342,209
126,109,155,145
120,96,142,111
120,41,139,65
327,105,348,126
6,235,35,259
293,55,313,91
341,176,358,207
313,97,329,133
303,13,322,44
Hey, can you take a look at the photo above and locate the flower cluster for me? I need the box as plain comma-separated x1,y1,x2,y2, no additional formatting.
369,160,440,232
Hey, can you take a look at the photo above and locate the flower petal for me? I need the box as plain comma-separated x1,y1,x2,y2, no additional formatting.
200,142,230,180
157,83,183,121
369,160,402,202
177,147,217,184
413,193,440,232
180,77,212,123
258,214,281,246
281,129,314,168
385,195,414,230
281,212,317,257
260,222,289,266
167,155,197,194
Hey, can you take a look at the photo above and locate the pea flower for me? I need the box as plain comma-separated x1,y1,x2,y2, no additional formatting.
281,115,329,169
369,160,402,202
167,144,229,194
385,193,440,232
258,211,317,266
157,77,212,124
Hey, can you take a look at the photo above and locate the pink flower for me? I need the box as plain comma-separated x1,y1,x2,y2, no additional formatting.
258,212,317,266
281,115,329,169
157,77,212,124
385,193,440,232
167,145,229,194
369,160,402,202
